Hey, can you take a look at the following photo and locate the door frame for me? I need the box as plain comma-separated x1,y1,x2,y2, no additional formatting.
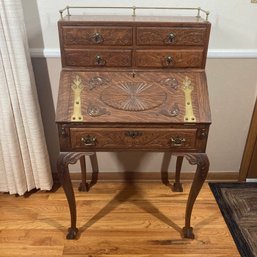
239,98,257,181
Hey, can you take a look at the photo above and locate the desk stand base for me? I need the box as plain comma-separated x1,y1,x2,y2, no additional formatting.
57,152,209,240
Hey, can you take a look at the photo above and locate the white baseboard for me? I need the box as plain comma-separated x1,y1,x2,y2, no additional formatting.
30,48,60,58
53,171,239,182
246,178,257,182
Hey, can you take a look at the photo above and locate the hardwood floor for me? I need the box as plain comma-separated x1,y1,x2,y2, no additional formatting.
0,182,240,257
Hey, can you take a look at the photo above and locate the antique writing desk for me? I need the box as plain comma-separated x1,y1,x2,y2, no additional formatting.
56,6,211,240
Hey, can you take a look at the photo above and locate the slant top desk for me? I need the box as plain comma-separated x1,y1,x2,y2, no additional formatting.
56,6,211,240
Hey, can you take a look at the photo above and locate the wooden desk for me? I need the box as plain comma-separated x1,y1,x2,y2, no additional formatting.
56,9,211,240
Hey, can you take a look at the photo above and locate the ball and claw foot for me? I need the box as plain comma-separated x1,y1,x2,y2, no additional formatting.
66,227,79,240
183,227,194,239
172,182,183,192
78,182,90,192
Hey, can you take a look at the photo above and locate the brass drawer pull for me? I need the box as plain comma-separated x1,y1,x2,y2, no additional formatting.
170,136,186,147
91,32,104,44
95,55,106,66
125,131,142,138
165,56,173,66
165,32,176,44
81,135,97,146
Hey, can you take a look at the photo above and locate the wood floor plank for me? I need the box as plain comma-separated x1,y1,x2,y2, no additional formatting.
0,182,240,257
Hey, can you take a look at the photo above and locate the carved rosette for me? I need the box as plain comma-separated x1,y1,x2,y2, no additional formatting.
87,102,109,117
101,81,167,111
160,77,179,90
160,103,180,117
88,76,109,90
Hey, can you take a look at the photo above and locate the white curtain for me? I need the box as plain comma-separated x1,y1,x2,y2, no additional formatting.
0,0,53,195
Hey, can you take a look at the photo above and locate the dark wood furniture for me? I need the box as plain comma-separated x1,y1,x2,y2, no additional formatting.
56,6,211,240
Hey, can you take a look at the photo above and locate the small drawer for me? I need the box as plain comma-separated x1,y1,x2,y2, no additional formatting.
135,50,203,68
136,27,207,46
70,128,197,151
64,50,132,67
62,26,133,46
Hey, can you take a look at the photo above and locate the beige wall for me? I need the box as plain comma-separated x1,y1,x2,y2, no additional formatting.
24,0,257,174
32,57,257,173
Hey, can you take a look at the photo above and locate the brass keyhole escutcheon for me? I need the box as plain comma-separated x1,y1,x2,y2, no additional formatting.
125,131,143,138
81,135,97,146
170,136,186,147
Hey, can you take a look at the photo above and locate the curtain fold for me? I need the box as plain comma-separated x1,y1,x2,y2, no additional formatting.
0,0,53,195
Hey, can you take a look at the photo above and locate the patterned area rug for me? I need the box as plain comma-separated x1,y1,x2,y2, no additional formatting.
209,182,257,257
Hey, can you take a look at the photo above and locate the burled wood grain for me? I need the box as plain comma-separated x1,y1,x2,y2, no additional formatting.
136,27,207,46
69,128,197,151
135,50,204,68
64,50,132,67
55,70,209,124
62,26,133,46
58,17,210,69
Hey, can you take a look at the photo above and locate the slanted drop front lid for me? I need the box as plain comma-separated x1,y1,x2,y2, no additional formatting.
56,70,211,124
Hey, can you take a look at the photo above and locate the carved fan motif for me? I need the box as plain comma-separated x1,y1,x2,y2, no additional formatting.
101,81,167,111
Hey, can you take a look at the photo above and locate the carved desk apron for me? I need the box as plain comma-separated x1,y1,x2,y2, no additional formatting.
56,9,211,240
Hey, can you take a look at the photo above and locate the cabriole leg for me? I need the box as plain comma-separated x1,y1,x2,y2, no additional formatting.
57,152,87,239
182,153,209,239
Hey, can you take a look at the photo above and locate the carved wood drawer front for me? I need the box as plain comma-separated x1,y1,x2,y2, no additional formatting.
64,50,132,67
62,26,133,46
136,27,207,46
70,128,197,151
135,50,203,68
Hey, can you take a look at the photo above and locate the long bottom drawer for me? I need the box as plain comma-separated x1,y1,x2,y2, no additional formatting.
70,128,198,151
